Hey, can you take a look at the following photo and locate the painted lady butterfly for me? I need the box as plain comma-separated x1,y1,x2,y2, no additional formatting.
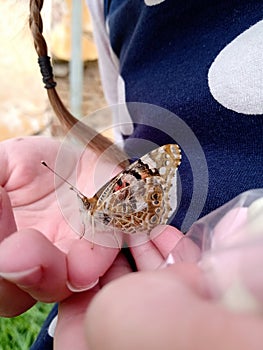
43,144,181,244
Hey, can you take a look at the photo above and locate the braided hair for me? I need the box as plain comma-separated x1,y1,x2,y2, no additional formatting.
29,0,127,166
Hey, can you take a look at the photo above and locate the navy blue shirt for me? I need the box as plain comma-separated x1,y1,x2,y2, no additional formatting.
105,0,263,231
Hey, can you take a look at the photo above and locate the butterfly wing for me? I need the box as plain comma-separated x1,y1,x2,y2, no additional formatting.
92,144,181,234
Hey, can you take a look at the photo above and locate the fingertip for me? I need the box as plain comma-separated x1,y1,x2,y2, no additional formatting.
67,239,118,292
0,228,69,301
151,225,184,258
0,228,56,272
85,270,180,350
130,226,183,271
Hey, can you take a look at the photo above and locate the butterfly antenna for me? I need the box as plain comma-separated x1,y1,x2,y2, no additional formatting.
41,161,85,198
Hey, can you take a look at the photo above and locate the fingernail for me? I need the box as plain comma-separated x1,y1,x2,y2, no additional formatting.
0,266,42,286
159,253,176,269
66,278,99,292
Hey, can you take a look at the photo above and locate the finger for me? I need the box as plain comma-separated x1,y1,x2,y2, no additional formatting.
0,190,35,316
0,229,71,302
0,277,36,317
67,239,119,292
130,240,164,270
0,136,63,205
151,225,184,258
152,225,201,265
85,267,263,350
55,253,132,350
55,292,94,350
0,186,17,241
130,225,185,271
100,252,133,286
166,263,210,298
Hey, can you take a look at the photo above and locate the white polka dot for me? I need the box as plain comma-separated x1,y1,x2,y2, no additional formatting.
144,0,166,6
208,20,263,115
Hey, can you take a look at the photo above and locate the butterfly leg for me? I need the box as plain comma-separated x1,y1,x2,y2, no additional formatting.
90,215,95,249
112,224,122,250
79,223,85,239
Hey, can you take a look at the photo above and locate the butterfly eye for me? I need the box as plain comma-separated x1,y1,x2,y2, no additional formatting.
82,197,91,209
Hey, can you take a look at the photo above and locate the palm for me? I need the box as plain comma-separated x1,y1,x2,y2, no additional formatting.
0,136,100,249
0,136,185,256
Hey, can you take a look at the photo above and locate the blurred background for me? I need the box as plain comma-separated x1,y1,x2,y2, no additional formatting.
0,0,107,142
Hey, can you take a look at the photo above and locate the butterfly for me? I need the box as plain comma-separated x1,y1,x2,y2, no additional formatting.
42,144,181,246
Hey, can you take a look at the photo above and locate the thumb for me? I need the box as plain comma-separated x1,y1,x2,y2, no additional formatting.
0,186,17,241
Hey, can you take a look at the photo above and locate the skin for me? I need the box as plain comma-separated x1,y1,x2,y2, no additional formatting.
0,136,183,349
0,136,262,349
85,264,263,350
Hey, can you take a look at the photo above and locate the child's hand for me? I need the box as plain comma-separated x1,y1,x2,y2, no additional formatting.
85,261,263,350
0,136,204,350
0,136,119,317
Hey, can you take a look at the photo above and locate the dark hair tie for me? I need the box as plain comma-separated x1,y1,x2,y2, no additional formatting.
38,56,57,89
